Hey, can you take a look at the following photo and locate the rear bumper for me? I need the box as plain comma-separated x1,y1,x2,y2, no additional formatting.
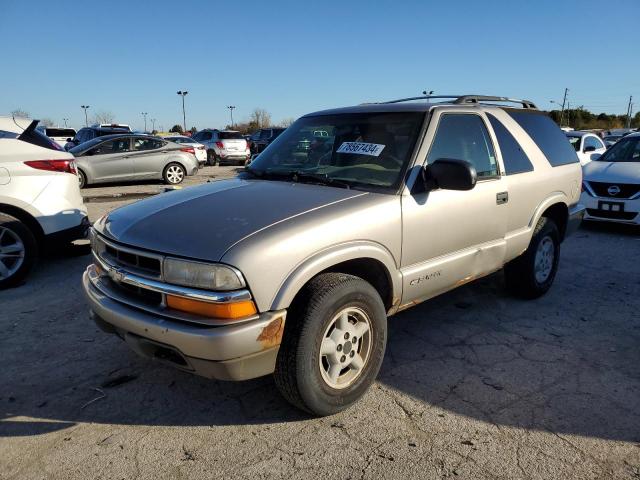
565,204,585,237
82,268,286,381
45,215,90,244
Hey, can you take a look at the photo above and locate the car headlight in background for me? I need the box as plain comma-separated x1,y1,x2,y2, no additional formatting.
163,258,245,291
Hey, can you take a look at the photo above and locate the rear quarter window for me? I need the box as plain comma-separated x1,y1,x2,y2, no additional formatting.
487,114,533,175
507,110,579,167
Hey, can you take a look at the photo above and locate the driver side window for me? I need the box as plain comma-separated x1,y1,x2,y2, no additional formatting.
427,114,498,178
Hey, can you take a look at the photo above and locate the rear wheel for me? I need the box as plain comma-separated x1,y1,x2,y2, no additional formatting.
505,216,560,298
163,163,186,185
78,169,87,188
0,213,38,289
274,273,387,416
207,150,218,166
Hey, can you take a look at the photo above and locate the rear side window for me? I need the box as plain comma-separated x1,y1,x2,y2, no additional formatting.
507,110,578,166
219,131,243,140
427,114,498,178
134,138,164,150
487,114,533,175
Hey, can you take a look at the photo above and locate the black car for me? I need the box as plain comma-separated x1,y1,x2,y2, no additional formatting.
64,126,130,150
248,127,286,155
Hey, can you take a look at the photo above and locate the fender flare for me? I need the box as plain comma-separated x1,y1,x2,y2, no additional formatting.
528,191,569,231
269,240,402,312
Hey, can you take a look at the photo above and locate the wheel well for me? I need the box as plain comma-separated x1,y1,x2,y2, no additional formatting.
317,258,394,311
542,202,568,240
0,204,45,243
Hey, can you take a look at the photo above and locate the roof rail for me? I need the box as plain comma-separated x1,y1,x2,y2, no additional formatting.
380,95,537,109
453,95,537,109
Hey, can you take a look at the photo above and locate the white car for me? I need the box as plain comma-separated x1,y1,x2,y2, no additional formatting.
0,116,89,288
566,131,606,166
162,135,207,165
36,126,77,149
581,132,640,225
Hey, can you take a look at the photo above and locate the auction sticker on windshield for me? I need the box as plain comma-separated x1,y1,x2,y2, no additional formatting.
337,142,386,157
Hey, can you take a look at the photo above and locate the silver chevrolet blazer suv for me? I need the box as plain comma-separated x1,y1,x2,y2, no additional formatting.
83,95,585,415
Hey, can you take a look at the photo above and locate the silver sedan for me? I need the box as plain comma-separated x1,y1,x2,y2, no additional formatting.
69,134,199,187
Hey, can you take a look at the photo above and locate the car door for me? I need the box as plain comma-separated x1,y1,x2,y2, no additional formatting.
85,137,134,183
130,137,169,179
401,110,508,303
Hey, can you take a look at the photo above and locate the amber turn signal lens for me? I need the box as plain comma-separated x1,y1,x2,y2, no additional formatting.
166,295,257,319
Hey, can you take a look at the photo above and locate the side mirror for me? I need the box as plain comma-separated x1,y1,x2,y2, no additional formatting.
66,137,72,142
422,158,477,191
584,145,596,153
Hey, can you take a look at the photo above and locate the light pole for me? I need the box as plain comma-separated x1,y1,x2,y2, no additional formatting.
422,90,434,96
151,118,156,132
63,118,69,127
141,112,148,132
81,105,90,127
177,90,188,132
227,105,236,128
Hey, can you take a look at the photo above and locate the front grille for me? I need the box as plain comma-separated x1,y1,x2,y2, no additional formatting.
586,208,638,221
99,240,162,278
587,181,640,199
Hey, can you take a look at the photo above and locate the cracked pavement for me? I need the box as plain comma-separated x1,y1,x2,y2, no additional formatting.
1,168,639,479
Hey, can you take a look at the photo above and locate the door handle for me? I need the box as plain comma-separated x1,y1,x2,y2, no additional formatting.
496,191,509,205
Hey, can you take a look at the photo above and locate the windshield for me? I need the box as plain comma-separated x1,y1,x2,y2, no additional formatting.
566,135,581,151
597,136,640,162
247,112,424,191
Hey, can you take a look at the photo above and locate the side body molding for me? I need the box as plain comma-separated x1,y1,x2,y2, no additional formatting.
269,241,403,313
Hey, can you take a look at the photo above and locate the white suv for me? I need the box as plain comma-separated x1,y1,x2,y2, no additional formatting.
0,116,89,288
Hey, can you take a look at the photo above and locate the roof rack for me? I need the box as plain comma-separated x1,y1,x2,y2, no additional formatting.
380,95,537,109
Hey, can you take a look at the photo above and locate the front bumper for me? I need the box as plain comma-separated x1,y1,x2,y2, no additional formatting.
82,266,286,381
580,192,640,225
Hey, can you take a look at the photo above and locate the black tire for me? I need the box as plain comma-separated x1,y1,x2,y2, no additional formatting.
78,169,87,189
274,273,387,416
0,213,38,289
504,216,560,299
207,150,218,166
163,163,186,185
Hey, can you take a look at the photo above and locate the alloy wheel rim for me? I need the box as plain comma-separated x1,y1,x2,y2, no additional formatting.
534,236,554,283
0,226,25,280
319,306,372,390
167,166,184,184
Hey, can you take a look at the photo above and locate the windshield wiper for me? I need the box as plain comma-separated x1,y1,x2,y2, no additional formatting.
291,171,351,189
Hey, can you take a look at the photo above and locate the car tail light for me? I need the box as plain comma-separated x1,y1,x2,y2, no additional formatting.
180,147,195,155
24,159,77,175
215,141,224,149
245,141,250,151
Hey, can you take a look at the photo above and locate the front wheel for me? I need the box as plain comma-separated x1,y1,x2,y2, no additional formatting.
274,273,387,416
163,163,186,185
505,216,560,299
0,213,38,289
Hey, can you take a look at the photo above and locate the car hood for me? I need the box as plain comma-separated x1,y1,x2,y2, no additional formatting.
95,178,367,262
583,161,640,183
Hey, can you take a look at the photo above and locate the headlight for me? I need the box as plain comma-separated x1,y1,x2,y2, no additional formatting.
163,258,245,291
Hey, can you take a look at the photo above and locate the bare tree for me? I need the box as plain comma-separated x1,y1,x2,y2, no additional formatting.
40,118,55,127
278,117,295,127
92,111,115,124
249,108,272,129
11,109,29,118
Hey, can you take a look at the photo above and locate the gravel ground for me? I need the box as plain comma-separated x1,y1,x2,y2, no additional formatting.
1,167,639,479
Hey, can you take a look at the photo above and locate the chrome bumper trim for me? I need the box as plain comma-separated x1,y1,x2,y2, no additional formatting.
92,253,251,304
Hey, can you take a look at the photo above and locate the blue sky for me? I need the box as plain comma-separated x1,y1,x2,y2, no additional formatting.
1,0,638,130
